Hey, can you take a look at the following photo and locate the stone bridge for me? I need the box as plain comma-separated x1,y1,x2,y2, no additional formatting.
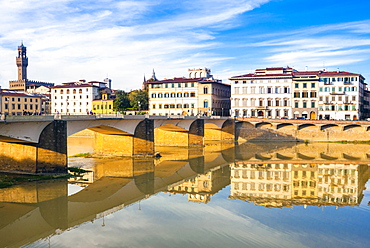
236,117,370,142
0,115,234,174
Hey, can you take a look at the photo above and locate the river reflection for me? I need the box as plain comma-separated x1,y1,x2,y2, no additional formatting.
0,139,369,247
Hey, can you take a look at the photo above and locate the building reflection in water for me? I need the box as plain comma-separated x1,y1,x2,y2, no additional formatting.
230,163,370,208
0,141,369,247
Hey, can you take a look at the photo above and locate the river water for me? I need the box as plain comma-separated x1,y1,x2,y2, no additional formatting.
0,137,369,248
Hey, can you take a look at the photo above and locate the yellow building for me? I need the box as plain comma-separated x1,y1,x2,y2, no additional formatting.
0,90,42,115
92,93,115,114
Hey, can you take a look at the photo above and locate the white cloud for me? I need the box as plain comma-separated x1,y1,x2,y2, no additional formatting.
0,0,270,89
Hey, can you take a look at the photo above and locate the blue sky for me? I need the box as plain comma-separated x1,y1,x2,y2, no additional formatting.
1,0,370,91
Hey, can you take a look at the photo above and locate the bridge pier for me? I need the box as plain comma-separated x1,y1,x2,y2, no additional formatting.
94,119,154,156
0,120,67,174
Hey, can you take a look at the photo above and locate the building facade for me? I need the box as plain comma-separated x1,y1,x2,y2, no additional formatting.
230,67,367,120
148,68,230,116
292,71,319,119
229,67,293,118
317,71,366,120
0,90,42,115
51,80,111,114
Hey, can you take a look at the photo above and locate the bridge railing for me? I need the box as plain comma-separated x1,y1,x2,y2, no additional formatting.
0,114,231,122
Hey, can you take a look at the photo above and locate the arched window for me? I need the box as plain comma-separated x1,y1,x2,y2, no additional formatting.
177,93,182,97
60,89,64,94
66,89,70,94
170,92,175,97
184,92,189,97
79,89,82,94
73,89,76,94
177,104,182,108
204,100,208,108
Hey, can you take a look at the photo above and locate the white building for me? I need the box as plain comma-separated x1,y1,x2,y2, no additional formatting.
51,80,109,114
230,67,367,120
317,70,366,120
148,68,230,116
229,67,293,118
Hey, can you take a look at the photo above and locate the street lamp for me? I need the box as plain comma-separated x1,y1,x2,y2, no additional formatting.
138,100,141,113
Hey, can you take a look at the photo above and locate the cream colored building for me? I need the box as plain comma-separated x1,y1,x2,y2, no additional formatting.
229,67,293,118
148,68,230,116
0,90,42,115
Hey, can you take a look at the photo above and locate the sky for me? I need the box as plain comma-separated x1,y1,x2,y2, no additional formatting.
1,0,370,91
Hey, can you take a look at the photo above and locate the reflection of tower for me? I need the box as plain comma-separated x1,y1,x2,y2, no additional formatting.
16,42,28,81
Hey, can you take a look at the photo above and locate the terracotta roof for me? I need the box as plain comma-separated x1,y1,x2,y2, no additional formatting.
51,83,99,89
230,73,293,79
1,91,42,97
318,71,361,76
146,77,201,84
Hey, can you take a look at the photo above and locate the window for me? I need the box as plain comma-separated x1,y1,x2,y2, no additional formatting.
267,87,272,93
159,104,162,109
295,102,299,108
190,92,196,97
171,84,174,88
73,89,76,94
294,92,300,98
311,83,315,88
234,87,239,94
303,102,307,108
184,93,189,97
302,92,308,98
303,83,307,88
204,87,208,94
177,93,182,97
177,104,182,108
295,83,299,88
311,102,315,108
67,89,70,94
178,83,181,87
275,99,280,106
310,92,316,97
191,83,195,87
60,89,64,94
151,93,156,98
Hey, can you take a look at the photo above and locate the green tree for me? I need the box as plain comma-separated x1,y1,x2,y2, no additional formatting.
129,89,148,111
113,90,131,111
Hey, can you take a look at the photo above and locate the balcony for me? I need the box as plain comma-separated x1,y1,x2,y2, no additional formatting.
330,92,345,95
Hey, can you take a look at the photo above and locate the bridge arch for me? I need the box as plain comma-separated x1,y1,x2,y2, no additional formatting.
154,119,204,146
298,123,317,130
276,123,295,130
255,122,272,129
343,124,362,131
320,124,339,131
204,119,235,140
